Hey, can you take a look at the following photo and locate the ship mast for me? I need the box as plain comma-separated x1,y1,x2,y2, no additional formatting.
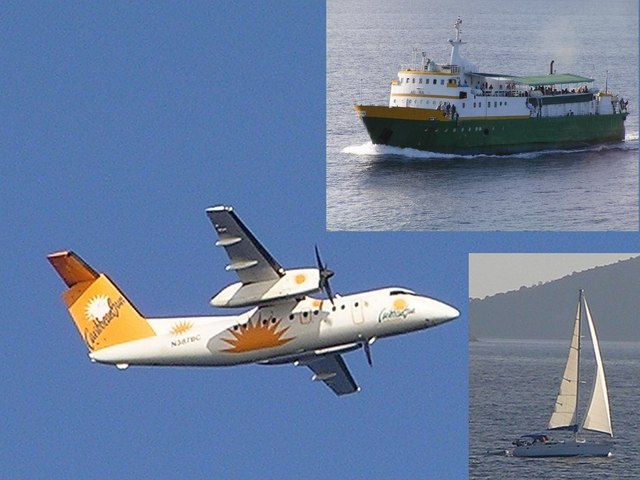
448,17,466,68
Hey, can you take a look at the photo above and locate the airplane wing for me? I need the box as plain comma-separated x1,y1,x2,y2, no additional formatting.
299,354,360,396
206,206,285,284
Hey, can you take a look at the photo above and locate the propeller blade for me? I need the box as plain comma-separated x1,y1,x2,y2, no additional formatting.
363,338,373,367
314,245,335,305
314,244,324,269
324,278,335,306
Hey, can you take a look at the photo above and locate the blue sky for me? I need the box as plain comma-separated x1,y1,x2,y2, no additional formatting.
2,2,639,479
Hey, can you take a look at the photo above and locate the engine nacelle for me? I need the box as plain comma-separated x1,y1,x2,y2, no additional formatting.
210,268,321,308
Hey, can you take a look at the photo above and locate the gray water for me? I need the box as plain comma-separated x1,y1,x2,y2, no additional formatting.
470,340,640,479
327,0,638,231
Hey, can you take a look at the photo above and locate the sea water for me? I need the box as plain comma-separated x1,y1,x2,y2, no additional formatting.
327,0,638,231
469,340,640,479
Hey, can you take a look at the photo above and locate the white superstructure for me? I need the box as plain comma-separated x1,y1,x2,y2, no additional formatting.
386,18,627,120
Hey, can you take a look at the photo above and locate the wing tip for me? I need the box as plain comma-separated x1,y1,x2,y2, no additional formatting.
206,205,233,214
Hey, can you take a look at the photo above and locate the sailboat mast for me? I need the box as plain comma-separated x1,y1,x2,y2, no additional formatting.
575,289,583,440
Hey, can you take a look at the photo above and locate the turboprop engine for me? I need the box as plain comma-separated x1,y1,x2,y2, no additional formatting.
210,268,321,307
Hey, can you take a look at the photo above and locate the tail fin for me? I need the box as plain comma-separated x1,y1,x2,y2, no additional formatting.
48,251,156,352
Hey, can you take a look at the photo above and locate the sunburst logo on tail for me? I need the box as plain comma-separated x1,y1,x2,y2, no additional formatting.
82,294,126,349
85,295,111,322
221,317,294,353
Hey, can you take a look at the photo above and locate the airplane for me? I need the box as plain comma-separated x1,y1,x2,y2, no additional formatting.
48,205,460,396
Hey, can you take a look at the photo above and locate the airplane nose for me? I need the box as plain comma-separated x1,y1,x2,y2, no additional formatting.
427,299,460,324
441,303,460,321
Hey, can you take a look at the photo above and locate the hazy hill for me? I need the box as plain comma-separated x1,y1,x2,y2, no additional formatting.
469,257,640,341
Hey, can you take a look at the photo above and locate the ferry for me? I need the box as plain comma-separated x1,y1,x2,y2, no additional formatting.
354,18,629,155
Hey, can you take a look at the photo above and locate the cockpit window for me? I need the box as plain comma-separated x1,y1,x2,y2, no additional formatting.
389,289,416,296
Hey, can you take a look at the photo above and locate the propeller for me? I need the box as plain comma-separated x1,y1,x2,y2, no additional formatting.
314,245,335,305
359,335,376,367
363,340,373,367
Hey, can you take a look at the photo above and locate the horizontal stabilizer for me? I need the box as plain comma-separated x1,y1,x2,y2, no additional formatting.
48,251,99,287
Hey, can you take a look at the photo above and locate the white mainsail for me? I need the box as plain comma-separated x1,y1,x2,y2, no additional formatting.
547,298,581,430
581,297,613,436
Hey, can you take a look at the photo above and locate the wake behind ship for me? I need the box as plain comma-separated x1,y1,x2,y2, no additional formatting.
354,18,629,155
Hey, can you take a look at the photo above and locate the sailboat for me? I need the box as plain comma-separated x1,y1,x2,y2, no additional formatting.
511,290,613,457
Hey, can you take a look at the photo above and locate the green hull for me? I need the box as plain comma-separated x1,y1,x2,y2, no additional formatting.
358,110,628,155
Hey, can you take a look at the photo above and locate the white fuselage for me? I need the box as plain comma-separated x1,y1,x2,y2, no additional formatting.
89,288,459,367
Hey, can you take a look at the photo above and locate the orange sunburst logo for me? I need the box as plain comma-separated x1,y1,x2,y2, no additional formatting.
393,298,408,311
221,317,294,353
170,321,193,336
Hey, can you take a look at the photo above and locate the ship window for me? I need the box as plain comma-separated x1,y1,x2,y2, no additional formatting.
406,77,409,83
488,103,491,108
419,78,422,84
494,102,497,108
479,102,482,107
433,79,437,85
289,314,294,320
412,78,415,83
303,312,308,318
440,79,444,85
473,102,476,108
462,102,465,108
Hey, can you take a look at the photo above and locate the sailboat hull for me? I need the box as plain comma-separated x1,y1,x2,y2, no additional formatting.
512,440,611,457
